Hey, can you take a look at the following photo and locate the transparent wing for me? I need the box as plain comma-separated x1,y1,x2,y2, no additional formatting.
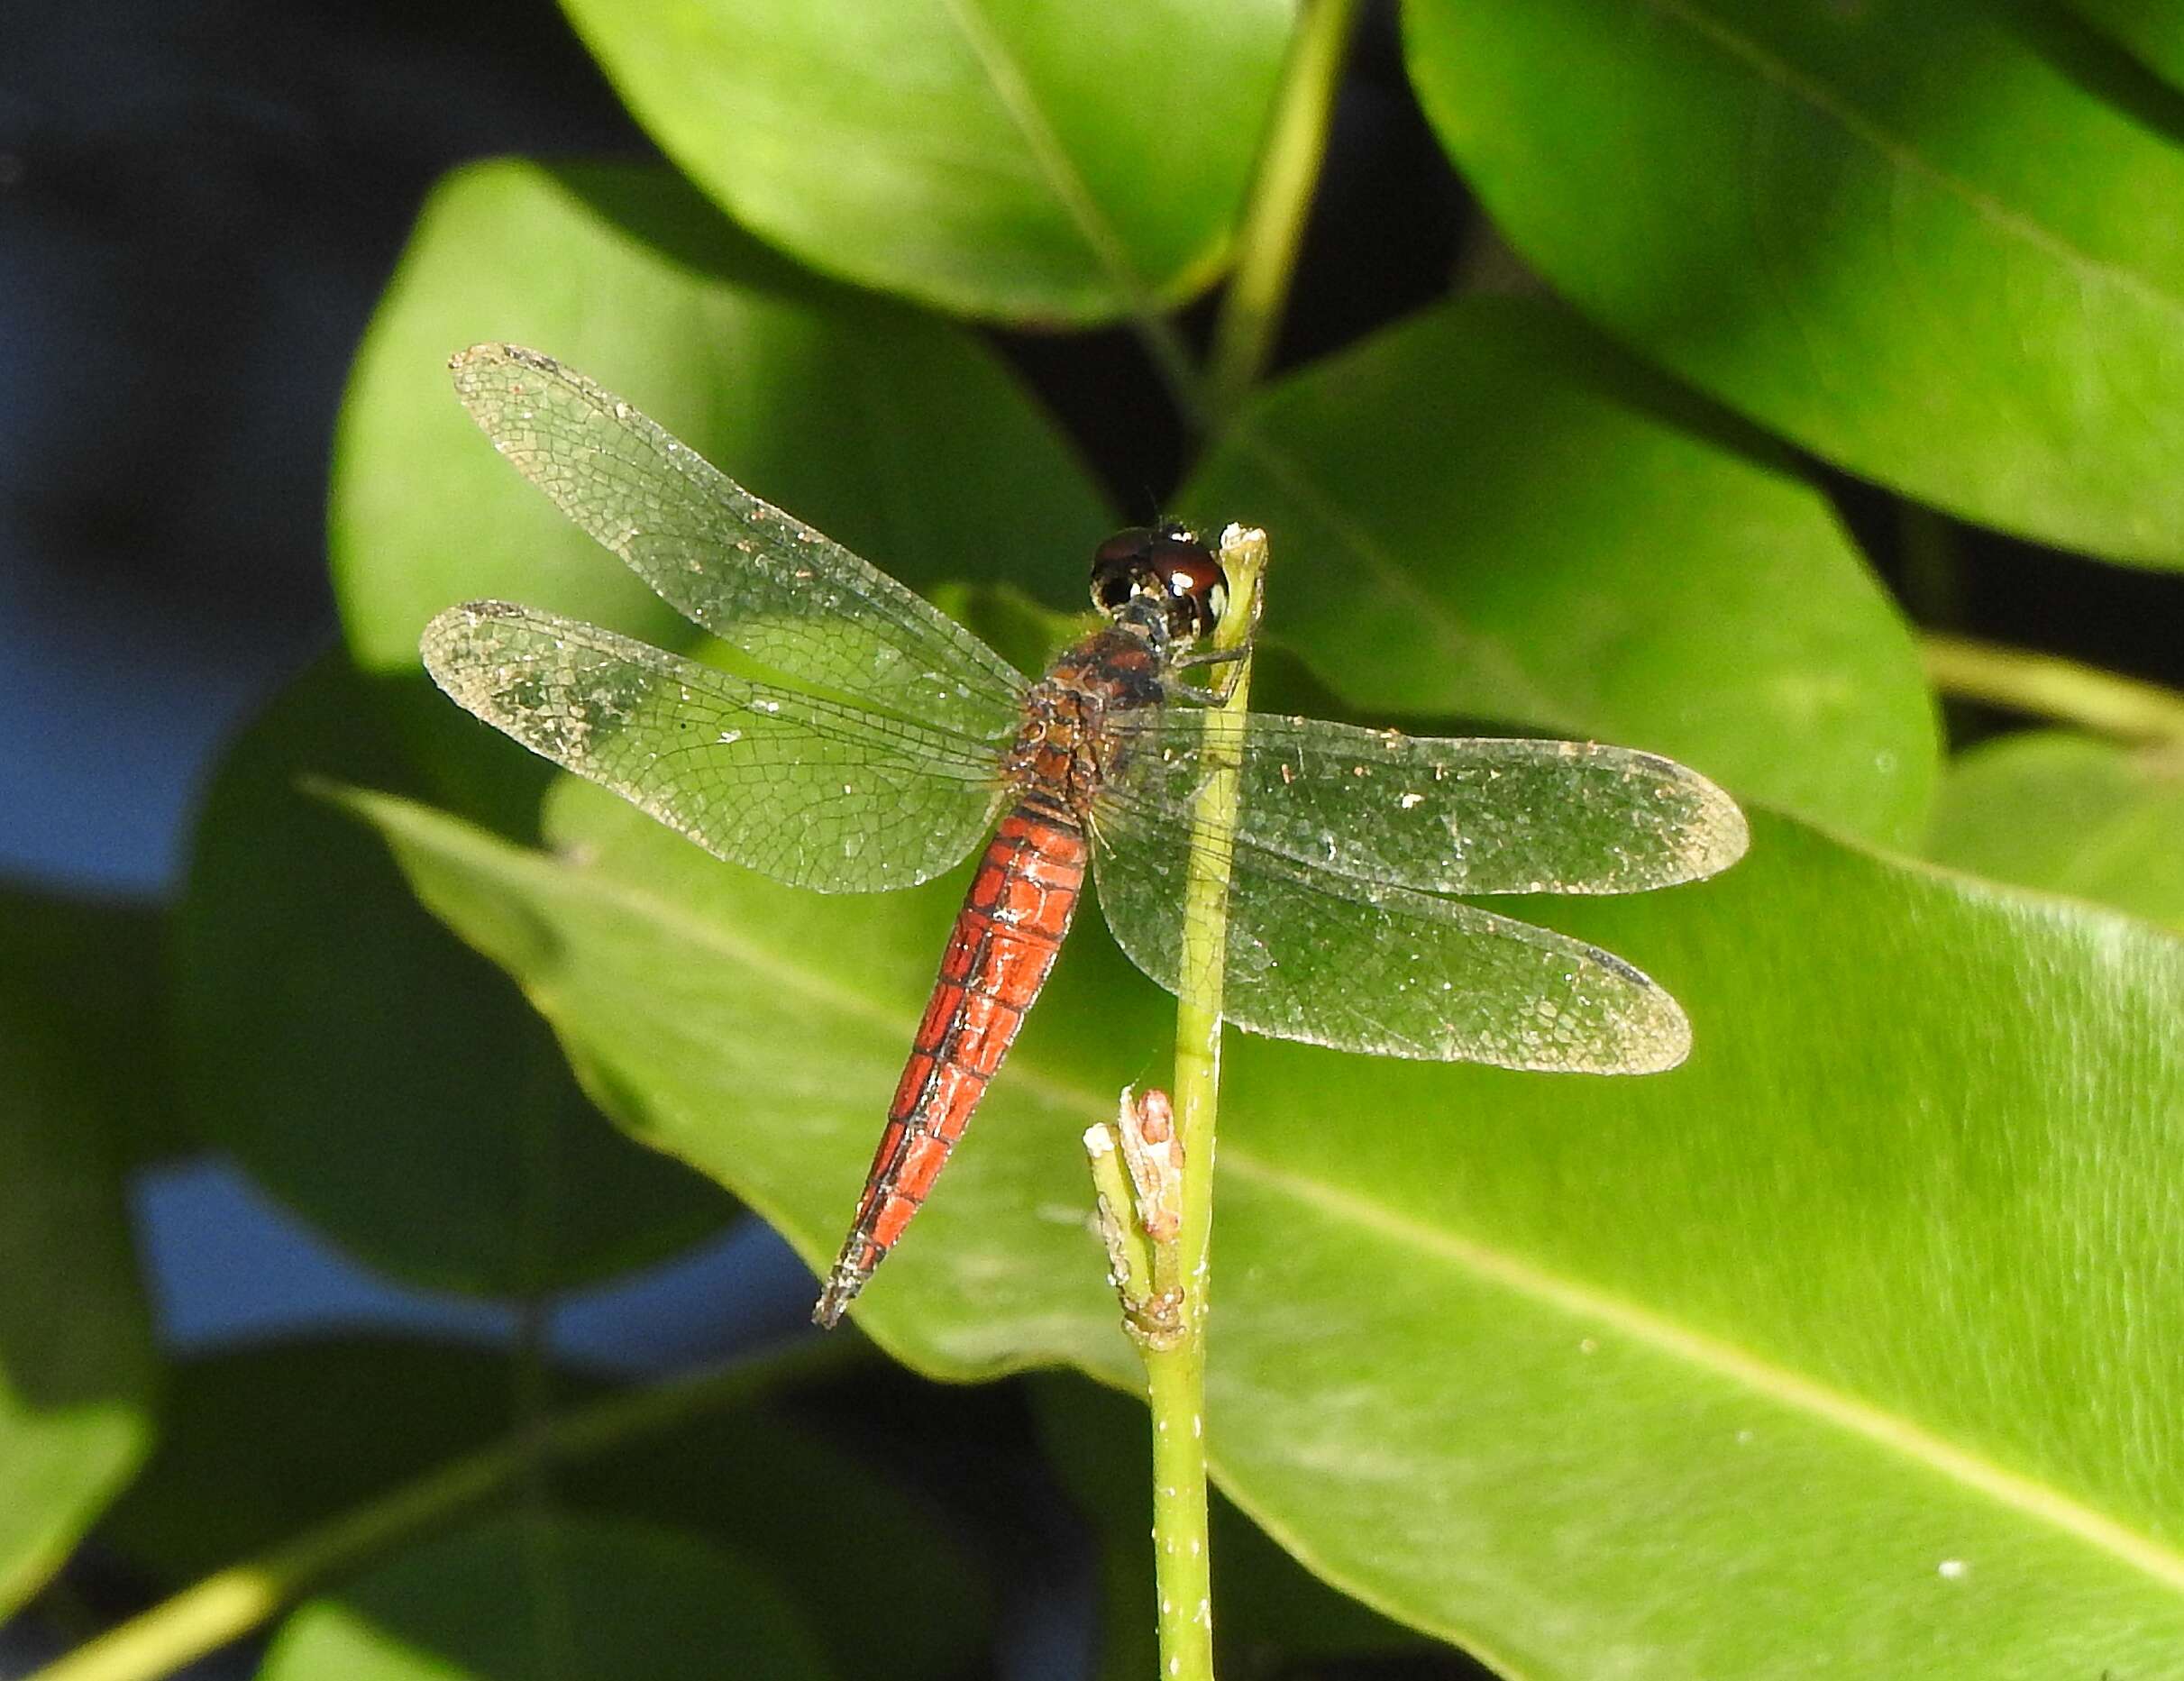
1103,710,1748,896
424,602,1010,892
1090,786,1693,1074
451,343,1028,741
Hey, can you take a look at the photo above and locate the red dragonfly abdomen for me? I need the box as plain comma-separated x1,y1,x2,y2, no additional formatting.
814,799,1087,1326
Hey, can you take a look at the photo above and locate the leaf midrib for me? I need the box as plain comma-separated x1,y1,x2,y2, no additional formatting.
932,0,1142,290
1643,0,2184,324
1219,1146,2184,1594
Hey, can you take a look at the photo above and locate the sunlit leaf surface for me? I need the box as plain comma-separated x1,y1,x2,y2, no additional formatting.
1406,0,2184,567
558,0,1293,322
354,779,2184,1677
1186,297,1937,845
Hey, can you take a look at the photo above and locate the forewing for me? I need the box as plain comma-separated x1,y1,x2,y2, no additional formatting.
450,343,1028,741
1105,711,1748,895
1091,791,1692,1073
424,602,1010,891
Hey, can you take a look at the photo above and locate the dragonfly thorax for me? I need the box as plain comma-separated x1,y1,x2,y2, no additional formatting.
1089,523,1228,649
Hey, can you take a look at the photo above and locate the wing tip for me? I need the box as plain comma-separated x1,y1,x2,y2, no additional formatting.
418,598,534,689
1689,780,1753,882
448,343,595,425
1483,987,1693,1075
1613,993,1694,1074
1585,935,1695,1074
419,596,520,641
449,341,548,377
1607,747,1753,889
1544,957,1693,1076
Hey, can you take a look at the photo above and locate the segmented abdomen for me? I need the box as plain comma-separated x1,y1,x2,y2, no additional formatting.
813,802,1087,1326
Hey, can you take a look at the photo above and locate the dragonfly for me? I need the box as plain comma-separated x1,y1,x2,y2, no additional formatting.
421,344,1750,1328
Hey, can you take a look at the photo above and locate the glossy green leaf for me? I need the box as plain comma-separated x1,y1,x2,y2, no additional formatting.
1186,297,1937,846
174,656,734,1294
353,772,2184,1677
331,157,1111,822
358,777,2184,1667
259,1512,832,1680
0,890,159,1616
1926,729,2184,927
1405,0,2184,568
101,1338,987,1681
556,0,1293,324
2070,0,2184,96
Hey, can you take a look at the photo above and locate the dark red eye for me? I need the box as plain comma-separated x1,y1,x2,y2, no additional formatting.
1094,527,1159,569
1088,524,1227,638
1166,562,1229,639
1153,549,1221,600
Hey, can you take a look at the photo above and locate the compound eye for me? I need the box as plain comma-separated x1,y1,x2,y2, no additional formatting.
1146,539,1229,638
1094,527,1159,570
1090,528,1165,617
1089,570,1152,617
1089,524,1229,635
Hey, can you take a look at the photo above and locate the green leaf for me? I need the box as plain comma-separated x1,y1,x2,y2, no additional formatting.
556,0,1294,324
331,157,1113,822
259,1512,833,1680
101,1338,988,1681
174,656,735,1294
1186,297,1937,847
1028,1374,1431,1679
1404,0,2184,569
0,890,159,1616
2070,0,2184,96
1926,730,2184,927
353,778,2184,1676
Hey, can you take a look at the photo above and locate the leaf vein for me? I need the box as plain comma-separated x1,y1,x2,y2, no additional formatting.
1221,1145,2184,1590
1645,0,2184,326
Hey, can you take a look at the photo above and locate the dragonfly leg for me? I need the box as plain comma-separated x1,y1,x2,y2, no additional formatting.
1165,642,1255,708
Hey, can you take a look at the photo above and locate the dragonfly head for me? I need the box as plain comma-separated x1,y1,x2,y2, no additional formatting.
1089,523,1229,648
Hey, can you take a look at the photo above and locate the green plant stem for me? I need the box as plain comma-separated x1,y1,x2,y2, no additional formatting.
27,1338,859,1681
1140,526,1266,1681
1206,0,1361,423
1922,633,2184,745
1143,1320,1215,1676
